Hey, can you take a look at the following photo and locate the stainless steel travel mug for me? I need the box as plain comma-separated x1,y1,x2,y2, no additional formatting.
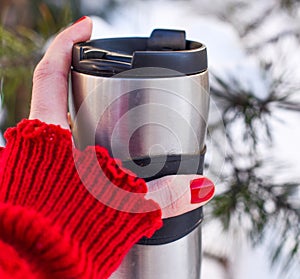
70,29,209,279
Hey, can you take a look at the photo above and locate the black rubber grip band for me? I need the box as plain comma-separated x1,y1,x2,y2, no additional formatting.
122,150,206,245
138,207,203,245
122,152,206,182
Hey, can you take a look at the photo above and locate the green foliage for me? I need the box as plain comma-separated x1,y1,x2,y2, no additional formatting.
0,1,79,130
0,25,43,128
209,57,300,274
206,4,300,273
33,1,75,38
208,2,300,269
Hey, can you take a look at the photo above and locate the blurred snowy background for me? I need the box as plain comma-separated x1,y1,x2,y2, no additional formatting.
1,0,300,278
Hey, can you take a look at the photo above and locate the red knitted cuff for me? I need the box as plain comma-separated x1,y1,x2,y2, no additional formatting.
0,119,162,279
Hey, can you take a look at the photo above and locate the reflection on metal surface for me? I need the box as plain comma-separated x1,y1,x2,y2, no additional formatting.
110,226,202,279
70,70,209,161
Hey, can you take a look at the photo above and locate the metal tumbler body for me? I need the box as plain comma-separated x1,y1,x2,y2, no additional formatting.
110,225,202,279
70,29,209,279
70,70,209,165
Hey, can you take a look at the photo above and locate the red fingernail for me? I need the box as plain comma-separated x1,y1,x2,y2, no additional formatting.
73,16,87,25
190,177,215,204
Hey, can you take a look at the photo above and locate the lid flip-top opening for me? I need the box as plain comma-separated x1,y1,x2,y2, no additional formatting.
72,29,207,77
147,29,186,50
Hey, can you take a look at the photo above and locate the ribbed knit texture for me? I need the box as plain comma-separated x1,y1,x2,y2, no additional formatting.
0,119,162,279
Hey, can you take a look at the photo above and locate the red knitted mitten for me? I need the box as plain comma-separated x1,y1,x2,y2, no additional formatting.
0,119,162,279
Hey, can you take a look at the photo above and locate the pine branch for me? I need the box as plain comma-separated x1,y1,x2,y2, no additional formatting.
239,6,275,38
247,29,300,53
210,158,300,271
209,57,300,274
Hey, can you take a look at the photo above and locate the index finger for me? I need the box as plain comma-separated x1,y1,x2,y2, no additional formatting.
146,175,215,219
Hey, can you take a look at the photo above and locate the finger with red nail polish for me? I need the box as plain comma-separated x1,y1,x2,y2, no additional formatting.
190,177,215,204
146,175,215,219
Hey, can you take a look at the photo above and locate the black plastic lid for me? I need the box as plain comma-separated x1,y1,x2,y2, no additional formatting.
72,29,207,77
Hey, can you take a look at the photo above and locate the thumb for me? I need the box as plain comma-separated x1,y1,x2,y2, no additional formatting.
29,16,93,130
